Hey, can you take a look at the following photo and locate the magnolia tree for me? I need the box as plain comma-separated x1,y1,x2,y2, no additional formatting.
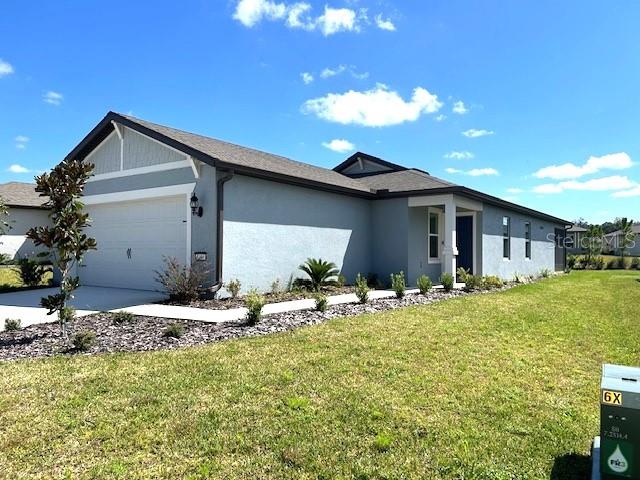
27,158,96,339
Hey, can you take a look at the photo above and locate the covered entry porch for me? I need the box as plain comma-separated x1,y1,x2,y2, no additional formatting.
408,194,483,283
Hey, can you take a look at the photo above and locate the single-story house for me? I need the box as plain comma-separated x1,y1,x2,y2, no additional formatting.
604,224,640,256
0,182,50,260
566,225,588,254
66,112,569,293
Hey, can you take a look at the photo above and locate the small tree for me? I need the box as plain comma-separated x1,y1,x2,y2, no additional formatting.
618,218,634,261
0,196,9,235
584,225,604,266
26,158,96,340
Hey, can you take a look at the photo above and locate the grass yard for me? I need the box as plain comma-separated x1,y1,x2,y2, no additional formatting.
1,271,639,479
0,265,52,291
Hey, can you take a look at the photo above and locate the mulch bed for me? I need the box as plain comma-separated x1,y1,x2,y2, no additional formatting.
161,286,357,309
0,286,512,362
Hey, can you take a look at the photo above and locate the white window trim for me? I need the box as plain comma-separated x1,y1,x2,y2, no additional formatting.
525,221,532,260
82,183,195,267
502,216,511,261
88,159,193,182
456,211,477,274
428,207,443,264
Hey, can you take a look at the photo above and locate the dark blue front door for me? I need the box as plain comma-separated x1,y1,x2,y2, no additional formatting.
456,216,473,274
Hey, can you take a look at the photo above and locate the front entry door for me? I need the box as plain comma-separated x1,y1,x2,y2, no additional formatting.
456,216,473,274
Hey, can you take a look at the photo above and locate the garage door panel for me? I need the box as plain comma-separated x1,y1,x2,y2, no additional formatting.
80,195,187,291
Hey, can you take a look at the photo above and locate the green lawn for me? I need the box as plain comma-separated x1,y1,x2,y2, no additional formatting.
1,271,639,479
0,265,52,291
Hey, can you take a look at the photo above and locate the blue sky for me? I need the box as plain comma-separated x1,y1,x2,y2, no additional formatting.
1,0,639,223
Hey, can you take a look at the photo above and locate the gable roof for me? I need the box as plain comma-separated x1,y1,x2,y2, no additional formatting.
65,111,569,225
605,224,640,236
0,182,48,209
567,225,588,232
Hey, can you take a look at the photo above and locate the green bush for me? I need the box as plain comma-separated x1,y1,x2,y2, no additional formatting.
463,274,483,291
354,273,369,304
567,254,577,269
390,271,406,299
314,293,328,312
155,257,209,302
245,289,266,325
539,268,551,278
4,318,21,331
416,275,432,295
456,267,471,284
440,273,454,292
163,323,185,338
631,257,640,270
336,274,347,288
17,257,49,287
112,311,134,324
71,330,96,351
226,278,241,299
299,258,339,291
482,276,503,289
587,256,605,270
270,279,281,296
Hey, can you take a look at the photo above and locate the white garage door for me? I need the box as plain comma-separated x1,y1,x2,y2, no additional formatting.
80,195,188,291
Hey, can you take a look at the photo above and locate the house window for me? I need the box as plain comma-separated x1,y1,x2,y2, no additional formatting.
525,222,531,259
428,211,440,261
502,216,511,259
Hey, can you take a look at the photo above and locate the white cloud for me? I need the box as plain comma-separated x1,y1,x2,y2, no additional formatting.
301,72,314,84
0,59,14,77
462,128,494,138
452,100,468,114
612,186,640,198
302,83,443,127
533,152,633,180
322,138,355,153
506,187,523,194
233,1,379,35
233,0,287,27
15,135,29,150
446,167,499,176
43,91,63,106
7,164,30,173
533,175,635,194
320,64,347,79
374,14,396,31
351,69,369,80
444,150,474,160
434,114,446,122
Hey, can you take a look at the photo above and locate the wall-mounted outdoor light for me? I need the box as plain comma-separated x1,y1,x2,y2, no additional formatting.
190,193,203,217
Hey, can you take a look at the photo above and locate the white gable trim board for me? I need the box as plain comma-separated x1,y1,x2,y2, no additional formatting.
80,184,195,290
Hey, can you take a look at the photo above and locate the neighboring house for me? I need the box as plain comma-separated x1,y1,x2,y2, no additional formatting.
566,225,588,254
0,182,50,260
67,112,569,293
604,224,640,256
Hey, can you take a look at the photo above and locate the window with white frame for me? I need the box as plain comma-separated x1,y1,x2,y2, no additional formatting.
525,222,531,259
503,216,511,259
428,210,441,261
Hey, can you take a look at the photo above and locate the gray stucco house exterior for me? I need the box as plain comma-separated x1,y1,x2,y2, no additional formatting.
0,182,50,260
68,112,569,293
604,224,640,256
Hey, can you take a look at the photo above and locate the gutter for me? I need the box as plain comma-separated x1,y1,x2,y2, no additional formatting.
209,169,234,293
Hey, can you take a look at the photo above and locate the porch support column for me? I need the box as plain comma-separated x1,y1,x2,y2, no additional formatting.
442,198,458,275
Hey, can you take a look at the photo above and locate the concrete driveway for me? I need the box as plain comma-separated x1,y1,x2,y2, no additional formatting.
0,286,167,330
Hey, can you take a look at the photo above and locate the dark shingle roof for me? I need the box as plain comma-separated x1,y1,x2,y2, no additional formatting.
0,182,48,208
567,226,588,232
356,169,457,193
118,114,373,194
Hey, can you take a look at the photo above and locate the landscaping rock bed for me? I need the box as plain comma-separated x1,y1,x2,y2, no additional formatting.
0,286,511,362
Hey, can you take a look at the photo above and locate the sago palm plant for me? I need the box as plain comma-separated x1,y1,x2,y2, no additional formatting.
298,258,339,291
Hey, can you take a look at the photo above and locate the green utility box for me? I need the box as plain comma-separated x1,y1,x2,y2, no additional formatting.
601,364,640,478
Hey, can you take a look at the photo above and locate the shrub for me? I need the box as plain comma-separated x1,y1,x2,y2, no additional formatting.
17,257,49,287
155,257,209,302
112,311,134,324
540,268,551,278
463,274,483,291
606,258,618,270
163,323,185,338
245,289,266,325
482,276,503,289
4,318,21,331
416,275,432,295
631,257,640,270
226,278,241,299
440,272,454,292
71,330,96,351
336,274,347,288
456,267,471,284
270,279,281,296
354,273,369,304
587,256,605,270
390,271,406,299
567,254,577,270
513,272,525,284
298,258,339,291
314,293,328,312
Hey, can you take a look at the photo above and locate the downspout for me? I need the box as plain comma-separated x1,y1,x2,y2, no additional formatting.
209,169,234,293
